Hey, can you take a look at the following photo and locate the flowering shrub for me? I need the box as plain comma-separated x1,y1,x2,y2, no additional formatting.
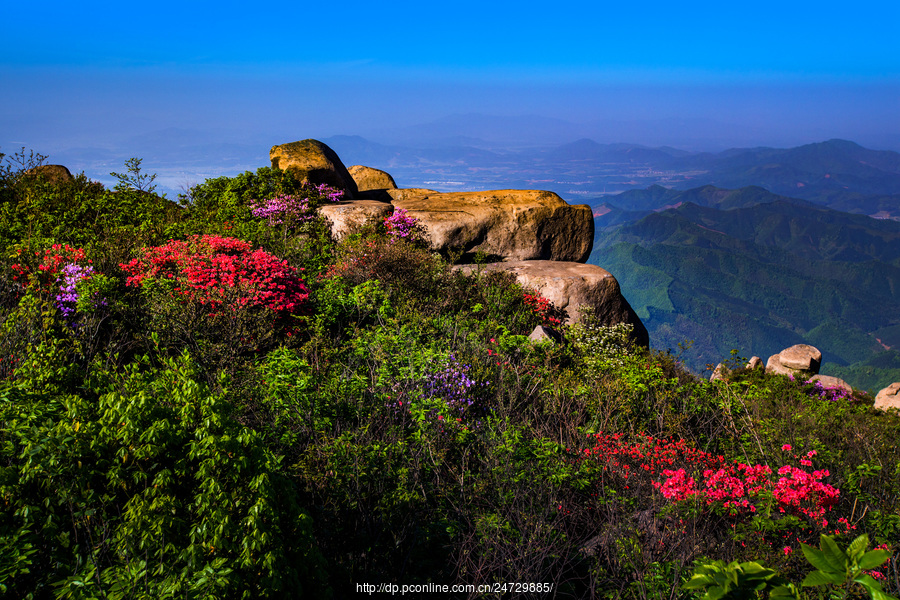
522,292,562,327
249,183,343,230
578,433,840,528
420,354,484,418
390,354,487,429
802,378,855,403
7,244,108,326
384,209,424,242
120,235,308,319
10,243,88,289
55,263,108,325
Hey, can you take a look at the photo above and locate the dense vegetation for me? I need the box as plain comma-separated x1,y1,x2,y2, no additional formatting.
1,148,899,599
591,193,900,391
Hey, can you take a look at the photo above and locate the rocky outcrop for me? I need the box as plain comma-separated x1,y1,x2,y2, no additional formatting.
270,140,358,196
765,344,822,377
348,165,397,192
460,260,648,346
318,200,394,240
387,188,593,262
24,165,74,184
874,382,900,412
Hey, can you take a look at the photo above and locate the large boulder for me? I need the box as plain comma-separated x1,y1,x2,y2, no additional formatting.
348,165,397,191
387,188,593,263
318,200,394,240
24,164,74,184
270,140,358,196
874,382,900,412
765,344,822,377
461,260,648,346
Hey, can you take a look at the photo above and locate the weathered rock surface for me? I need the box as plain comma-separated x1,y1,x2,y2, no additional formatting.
348,165,397,191
318,200,394,240
765,344,822,377
387,188,593,263
270,140,358,196
746,356,763,370
874,382,900,412
808,374,853,394
24,164,74,184
461,260,648,346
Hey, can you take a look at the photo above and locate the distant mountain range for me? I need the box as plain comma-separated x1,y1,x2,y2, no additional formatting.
322,136,900,219
590,185,900,392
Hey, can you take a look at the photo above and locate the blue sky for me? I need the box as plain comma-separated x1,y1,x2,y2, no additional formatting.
2,0,899,158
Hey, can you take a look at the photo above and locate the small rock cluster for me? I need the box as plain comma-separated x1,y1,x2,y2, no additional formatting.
709,343,900,413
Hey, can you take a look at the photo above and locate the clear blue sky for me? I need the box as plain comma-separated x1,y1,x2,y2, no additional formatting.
2,0,899,154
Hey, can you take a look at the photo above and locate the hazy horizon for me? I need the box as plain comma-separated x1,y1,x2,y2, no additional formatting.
3,0,898,191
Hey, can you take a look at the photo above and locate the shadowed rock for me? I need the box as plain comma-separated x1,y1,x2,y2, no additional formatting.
24,165,74,184
460,260,648,346
270,140,358,196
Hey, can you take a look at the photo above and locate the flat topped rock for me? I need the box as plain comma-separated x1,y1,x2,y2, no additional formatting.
270,139,358,196
460,260,648,346
766,344,822,377
388,188,594,263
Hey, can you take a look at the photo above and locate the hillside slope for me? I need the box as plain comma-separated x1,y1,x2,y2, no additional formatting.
591,196,900,389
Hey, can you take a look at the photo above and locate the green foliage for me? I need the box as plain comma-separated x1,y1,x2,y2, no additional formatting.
684,559,798,599
0,351,327,598
110,157,158,193
800,534,896,600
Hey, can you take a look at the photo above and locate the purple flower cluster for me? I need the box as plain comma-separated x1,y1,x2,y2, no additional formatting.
384,209,421,240
250,194,313,227
56,263,106,324
312,183,345,203
250,184,344,229
804,379,854,403
420,354,484,416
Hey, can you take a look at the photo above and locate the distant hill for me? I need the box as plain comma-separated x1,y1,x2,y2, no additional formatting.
667,139,900,216
590,188,900,391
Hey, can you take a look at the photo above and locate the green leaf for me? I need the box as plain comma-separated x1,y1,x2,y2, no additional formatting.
770,584,800,599
820,535,849,572
802,570,846,587
853,573,883,590
858,549,891,571
846,534,870,560
801,543,838,574
870,589,900,600
684,575,717,589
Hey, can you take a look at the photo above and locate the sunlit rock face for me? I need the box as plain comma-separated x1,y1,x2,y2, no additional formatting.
270,140,358,196
387,188,594,263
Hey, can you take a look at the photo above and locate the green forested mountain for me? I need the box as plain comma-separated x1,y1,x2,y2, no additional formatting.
591,194,900,390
